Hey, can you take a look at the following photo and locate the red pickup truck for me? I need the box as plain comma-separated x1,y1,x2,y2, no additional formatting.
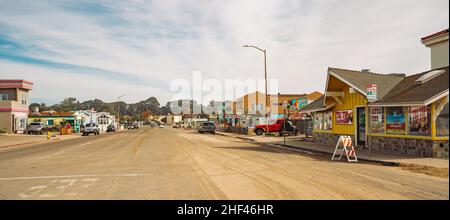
254,118,299,136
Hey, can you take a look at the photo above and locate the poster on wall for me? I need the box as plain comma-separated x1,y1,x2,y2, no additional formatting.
335,110,353,124
324,111,332,130
409,106,431,135
370,107,384,133
314,112,323,130
386,107,406,134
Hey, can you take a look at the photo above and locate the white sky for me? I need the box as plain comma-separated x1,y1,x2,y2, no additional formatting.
0,0,448,105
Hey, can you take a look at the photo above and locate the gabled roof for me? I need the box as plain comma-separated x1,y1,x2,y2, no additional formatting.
35,111,74,117
374,66,449,106
299,95,335,113
328,68,406,100
421,29,449,41
306,91,323,101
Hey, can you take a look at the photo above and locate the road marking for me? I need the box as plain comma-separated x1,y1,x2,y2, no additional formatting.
37,150,65,160
0,173,154,181
17,178,99,198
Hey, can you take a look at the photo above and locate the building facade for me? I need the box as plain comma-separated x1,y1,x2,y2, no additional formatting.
421,29,449,69
234,91,322,127
29,110,83,133
301,29,449,158
0,80,33,133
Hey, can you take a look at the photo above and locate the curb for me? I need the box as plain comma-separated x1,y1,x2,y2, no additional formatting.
274,143,400,166
216,132,400,167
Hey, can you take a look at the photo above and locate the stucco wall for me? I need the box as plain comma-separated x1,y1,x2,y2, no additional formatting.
0,112,12,132
431,41,449,69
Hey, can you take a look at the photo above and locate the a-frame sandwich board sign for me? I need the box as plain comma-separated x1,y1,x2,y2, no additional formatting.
331,135,358,163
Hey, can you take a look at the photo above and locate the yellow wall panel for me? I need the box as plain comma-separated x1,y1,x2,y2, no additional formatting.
330,83,367,135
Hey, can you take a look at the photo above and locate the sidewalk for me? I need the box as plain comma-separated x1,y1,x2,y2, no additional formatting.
0,133,82,151
216,131,449,169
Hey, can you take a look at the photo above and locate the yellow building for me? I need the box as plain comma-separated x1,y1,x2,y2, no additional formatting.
301,29,449,158
301,68,405,145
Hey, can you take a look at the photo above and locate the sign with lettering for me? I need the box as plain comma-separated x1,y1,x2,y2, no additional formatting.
367,84,377,102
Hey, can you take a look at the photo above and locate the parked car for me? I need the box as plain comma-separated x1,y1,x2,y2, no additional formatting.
26,122,47,134
159,123,166,128
197,122,216,134
172,122,181,128
128,121,139,129
133,121,139,129
106,124,116,132
254,118,298,136
82,123,100,136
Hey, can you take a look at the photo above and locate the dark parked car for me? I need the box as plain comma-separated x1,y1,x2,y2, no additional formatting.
197,122,216,134
106,124,116,132
26,122,47,134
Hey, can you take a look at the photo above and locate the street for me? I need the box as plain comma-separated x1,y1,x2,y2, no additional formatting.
0,127,448,200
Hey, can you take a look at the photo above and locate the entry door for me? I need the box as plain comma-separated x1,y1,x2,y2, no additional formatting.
11,115,15,133
356,107,366,146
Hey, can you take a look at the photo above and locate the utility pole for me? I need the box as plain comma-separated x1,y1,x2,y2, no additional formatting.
243,44,270,135
117,95,125,130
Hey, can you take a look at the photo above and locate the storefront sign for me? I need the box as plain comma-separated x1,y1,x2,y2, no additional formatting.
386,107,406,134
335,110,353,125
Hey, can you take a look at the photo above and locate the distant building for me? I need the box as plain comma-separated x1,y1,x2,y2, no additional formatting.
96,112,115,132
0,79,33,133
234,91,322,127
28,110,83,133
166,114,182,125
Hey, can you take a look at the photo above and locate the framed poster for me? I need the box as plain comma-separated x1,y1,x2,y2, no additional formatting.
335,110,353,125
386,107,406,134
324,111,332,130
370,107,384,133
409,106,431,136
313,112,323,130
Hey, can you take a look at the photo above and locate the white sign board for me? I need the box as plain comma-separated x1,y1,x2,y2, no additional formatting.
367,84,377,102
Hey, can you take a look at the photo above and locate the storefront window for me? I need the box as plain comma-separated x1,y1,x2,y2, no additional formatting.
409,106,431,136
324,111,332,130
313,111,332,131
386,107,406,134
370,107,384,133
313,112,323,130
437,103,449,137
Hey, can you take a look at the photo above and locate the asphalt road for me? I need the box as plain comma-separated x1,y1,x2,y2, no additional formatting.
0,127,448,199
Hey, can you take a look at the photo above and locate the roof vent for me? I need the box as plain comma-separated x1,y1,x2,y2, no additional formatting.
414,70,445,85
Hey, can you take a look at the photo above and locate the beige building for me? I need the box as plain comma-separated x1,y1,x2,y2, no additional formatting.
0,80,33,133
421,29,449,69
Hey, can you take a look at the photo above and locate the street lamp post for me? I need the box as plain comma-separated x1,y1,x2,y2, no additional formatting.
117,95,125,130
243,44,270,135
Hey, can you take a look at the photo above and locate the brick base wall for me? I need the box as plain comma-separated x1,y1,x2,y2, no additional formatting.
367,136,448,158
313,133,355,146
313,132,449,158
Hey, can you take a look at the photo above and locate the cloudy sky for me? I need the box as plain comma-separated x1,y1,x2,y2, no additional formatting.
0,0,448,105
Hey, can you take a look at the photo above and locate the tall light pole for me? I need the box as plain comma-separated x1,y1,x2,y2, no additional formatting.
243,44,270,135
117,95,125,129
